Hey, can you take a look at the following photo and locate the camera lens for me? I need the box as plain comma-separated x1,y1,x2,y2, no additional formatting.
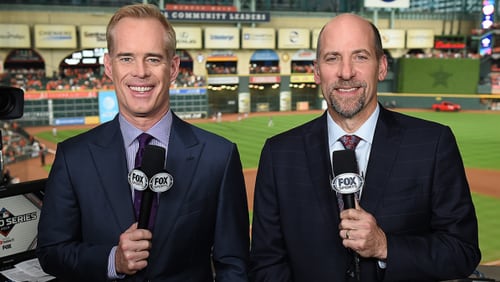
0,94,16,117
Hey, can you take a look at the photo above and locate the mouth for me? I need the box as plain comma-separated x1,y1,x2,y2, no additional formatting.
336,87,358,93
129,85,154,94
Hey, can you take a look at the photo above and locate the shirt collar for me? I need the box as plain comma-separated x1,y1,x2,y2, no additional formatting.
327,104,380,147
119,110,173,147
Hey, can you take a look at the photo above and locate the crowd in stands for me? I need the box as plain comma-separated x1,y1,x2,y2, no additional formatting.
1,65,209,91
249,63,280,74
0,67,114,91
206,63,237,75
291,62,314,73
172,67,206,88
403,49,481,59
1,122,43,166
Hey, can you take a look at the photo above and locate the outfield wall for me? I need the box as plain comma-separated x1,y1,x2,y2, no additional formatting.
378,93,500,110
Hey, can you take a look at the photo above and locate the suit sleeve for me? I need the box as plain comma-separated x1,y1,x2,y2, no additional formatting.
36,144,112,281
384,126,481,280
212,144,250,282
249,140,293,282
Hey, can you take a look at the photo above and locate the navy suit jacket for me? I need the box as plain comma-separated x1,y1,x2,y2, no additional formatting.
249,107,480,282
37,113,249,281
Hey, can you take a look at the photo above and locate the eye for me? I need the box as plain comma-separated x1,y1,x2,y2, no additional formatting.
146,57,162,65
119,56,133,63
324,55,339,63
354,53,369,62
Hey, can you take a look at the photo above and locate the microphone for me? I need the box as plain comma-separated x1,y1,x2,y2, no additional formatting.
331,149,363,209
128,145,173,230
331,149,364,281
138,145,165,230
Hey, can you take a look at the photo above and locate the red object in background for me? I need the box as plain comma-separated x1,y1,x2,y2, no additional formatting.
431,101,461,112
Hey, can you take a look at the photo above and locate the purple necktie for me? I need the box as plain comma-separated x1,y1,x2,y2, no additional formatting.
336,134,361,211
133,133,156,228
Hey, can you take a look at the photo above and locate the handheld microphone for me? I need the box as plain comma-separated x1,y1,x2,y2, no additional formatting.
128,145,173,230
331,149,363,209
138,145,165,229
331,149,363,281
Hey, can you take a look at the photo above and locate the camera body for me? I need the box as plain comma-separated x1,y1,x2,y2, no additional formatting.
0,86,24,120
1,86,25,186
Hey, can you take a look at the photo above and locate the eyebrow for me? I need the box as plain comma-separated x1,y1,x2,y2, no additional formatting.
115,52,165,58
322,48,371,57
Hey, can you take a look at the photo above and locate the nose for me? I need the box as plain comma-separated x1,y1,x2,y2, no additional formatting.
338,60,355,80
132,60,149,77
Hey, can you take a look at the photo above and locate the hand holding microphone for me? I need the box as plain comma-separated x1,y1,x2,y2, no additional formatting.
331,149,363,280
332,149,388,279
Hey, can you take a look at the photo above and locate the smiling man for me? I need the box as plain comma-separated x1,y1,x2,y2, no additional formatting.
249,14,480,282
37,4,249,282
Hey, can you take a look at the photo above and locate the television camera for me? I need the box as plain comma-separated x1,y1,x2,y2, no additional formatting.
0,86,24,186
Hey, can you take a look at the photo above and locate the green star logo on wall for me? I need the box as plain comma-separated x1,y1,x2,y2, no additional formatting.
430,66,452,87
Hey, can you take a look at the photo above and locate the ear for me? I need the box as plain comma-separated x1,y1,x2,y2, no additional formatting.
103,53,112,80
313,59,321,84
378,55,388,81
169,54,181,83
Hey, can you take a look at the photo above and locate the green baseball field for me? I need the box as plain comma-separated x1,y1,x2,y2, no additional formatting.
35,110,500,264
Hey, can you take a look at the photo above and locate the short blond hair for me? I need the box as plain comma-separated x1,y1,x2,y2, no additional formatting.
106,3,176,58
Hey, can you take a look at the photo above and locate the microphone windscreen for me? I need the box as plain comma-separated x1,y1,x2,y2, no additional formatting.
137,144,165,230
333,149,358,175
141,145,166,177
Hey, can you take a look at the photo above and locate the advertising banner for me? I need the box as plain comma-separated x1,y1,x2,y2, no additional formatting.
242,28,275,49
175,27,202,49
0,24,30,48
34,24,77,49
24,90,98,100
249,76,281,84
204,27,240,49
278,28,310,49
311,28,321,50
80,25,107,49
98,90,118,124
364,0,410,8
207,76,239,85
406,29,434,49
379,29,405,49
164,11,270,23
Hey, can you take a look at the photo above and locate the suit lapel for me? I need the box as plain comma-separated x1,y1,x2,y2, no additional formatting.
88,117,135,231
361,107,402,214
149,114,202,258
306,113,341,230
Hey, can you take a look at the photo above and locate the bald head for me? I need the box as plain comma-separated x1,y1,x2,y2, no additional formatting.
316,14,384,61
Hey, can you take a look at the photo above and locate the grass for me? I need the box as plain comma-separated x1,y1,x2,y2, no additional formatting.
35,110,500,263
399,111,500,170
472,193,500,263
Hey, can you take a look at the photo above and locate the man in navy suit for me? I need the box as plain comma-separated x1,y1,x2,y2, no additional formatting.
37,4,249,281
249,14,480,281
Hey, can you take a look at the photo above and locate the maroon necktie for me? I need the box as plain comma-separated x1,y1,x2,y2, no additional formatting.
336,134,361,211
133,133,153,224
339,134,361,151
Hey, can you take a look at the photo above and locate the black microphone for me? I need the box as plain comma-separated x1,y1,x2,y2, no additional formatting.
138,145,166,230
331,149,364,281
331,149,363,209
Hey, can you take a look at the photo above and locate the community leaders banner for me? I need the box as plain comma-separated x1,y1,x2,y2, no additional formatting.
364,0,410,8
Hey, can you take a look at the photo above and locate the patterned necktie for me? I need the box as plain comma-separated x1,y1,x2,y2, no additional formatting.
339,134,361,151
133,133,153,224
336,134,362,211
